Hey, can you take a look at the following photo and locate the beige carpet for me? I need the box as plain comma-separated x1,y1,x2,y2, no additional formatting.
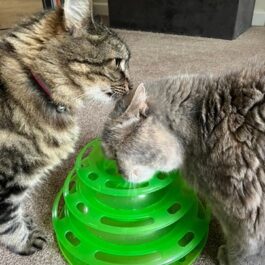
1,27,265,265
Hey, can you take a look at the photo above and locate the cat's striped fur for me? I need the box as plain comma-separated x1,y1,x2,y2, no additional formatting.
0,0,130,255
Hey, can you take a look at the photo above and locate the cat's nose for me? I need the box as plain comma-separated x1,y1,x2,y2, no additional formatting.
125,78,133,93
124,81,130,94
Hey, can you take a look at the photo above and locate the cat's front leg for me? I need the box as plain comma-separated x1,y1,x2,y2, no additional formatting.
221,233,263,265
214,206,264,265
217,242,263,265
0,188,46,255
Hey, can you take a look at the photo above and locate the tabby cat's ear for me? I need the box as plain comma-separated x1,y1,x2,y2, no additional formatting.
64,0,94,35
125,83,148,118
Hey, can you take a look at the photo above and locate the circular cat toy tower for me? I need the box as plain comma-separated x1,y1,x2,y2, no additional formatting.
52,139,210,265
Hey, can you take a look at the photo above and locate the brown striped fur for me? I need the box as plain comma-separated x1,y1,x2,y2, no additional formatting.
0,0,130,255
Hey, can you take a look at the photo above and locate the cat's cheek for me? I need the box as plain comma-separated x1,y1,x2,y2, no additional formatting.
163,152,183,172
163,141,184,172
85,86,114,103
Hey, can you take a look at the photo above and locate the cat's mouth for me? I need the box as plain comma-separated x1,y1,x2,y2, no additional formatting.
105,83,130,99
110,82,131,98
105,91,119,100
106,92,114,97
106,90,124,100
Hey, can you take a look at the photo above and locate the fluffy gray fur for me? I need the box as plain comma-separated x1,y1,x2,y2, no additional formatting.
102,64,265,265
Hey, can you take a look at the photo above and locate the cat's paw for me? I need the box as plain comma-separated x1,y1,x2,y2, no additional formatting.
9,228,47,256
17,229,47,255
218,245,229,265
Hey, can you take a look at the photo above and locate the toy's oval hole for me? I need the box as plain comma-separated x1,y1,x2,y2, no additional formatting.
69,179,76,194
81,160,89,168
105,180,149,189
179,257,186,262
105,181,128,189
178,232,194,247
77,202,88,214
95,252,161,264
134,182,149,188
65,231,80,247
157,173,167,180
88,173,98,181
197,203,206,219
82,147,92,161
168,203,181,214
101,217,154,227
57,194,65,220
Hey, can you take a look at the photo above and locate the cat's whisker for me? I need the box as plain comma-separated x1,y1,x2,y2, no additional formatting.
71,93,87,102
128,181,136,191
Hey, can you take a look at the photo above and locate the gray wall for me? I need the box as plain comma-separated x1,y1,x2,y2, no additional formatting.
255,0,265,11
93,0,265,26
253,0,265,25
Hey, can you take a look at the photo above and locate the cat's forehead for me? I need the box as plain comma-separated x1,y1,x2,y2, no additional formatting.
84,31,130,60
106,35,130,59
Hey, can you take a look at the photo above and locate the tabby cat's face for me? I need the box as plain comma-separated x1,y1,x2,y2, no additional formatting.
32,0,131,104
56,25,131,102
102,84,183,183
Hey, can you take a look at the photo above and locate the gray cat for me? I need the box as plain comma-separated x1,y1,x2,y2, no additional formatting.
102,64,265,265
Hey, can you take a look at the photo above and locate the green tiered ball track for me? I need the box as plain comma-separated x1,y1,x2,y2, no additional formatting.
52,139,210,265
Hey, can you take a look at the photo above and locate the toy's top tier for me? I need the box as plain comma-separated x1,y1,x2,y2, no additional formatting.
74,139,184,197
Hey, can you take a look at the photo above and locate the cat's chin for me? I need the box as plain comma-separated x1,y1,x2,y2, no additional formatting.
125,167,155,184
85,87,115,104
126,176,151,184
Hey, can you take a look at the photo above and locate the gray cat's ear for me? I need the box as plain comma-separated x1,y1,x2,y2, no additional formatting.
125,83,148,118
64,0,94,35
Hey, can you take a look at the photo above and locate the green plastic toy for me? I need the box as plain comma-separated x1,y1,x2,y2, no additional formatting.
52,139,210,265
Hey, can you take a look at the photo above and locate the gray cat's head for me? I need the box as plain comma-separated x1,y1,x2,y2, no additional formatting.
102,84,183,183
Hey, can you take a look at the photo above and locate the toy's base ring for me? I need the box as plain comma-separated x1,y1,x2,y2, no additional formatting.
56,238,208,265
53,186,209,265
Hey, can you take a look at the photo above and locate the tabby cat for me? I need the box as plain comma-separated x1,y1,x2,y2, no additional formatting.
0,0,130,255
102,64,265,265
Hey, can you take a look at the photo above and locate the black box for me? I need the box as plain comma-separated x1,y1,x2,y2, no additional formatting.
108,0,256,40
